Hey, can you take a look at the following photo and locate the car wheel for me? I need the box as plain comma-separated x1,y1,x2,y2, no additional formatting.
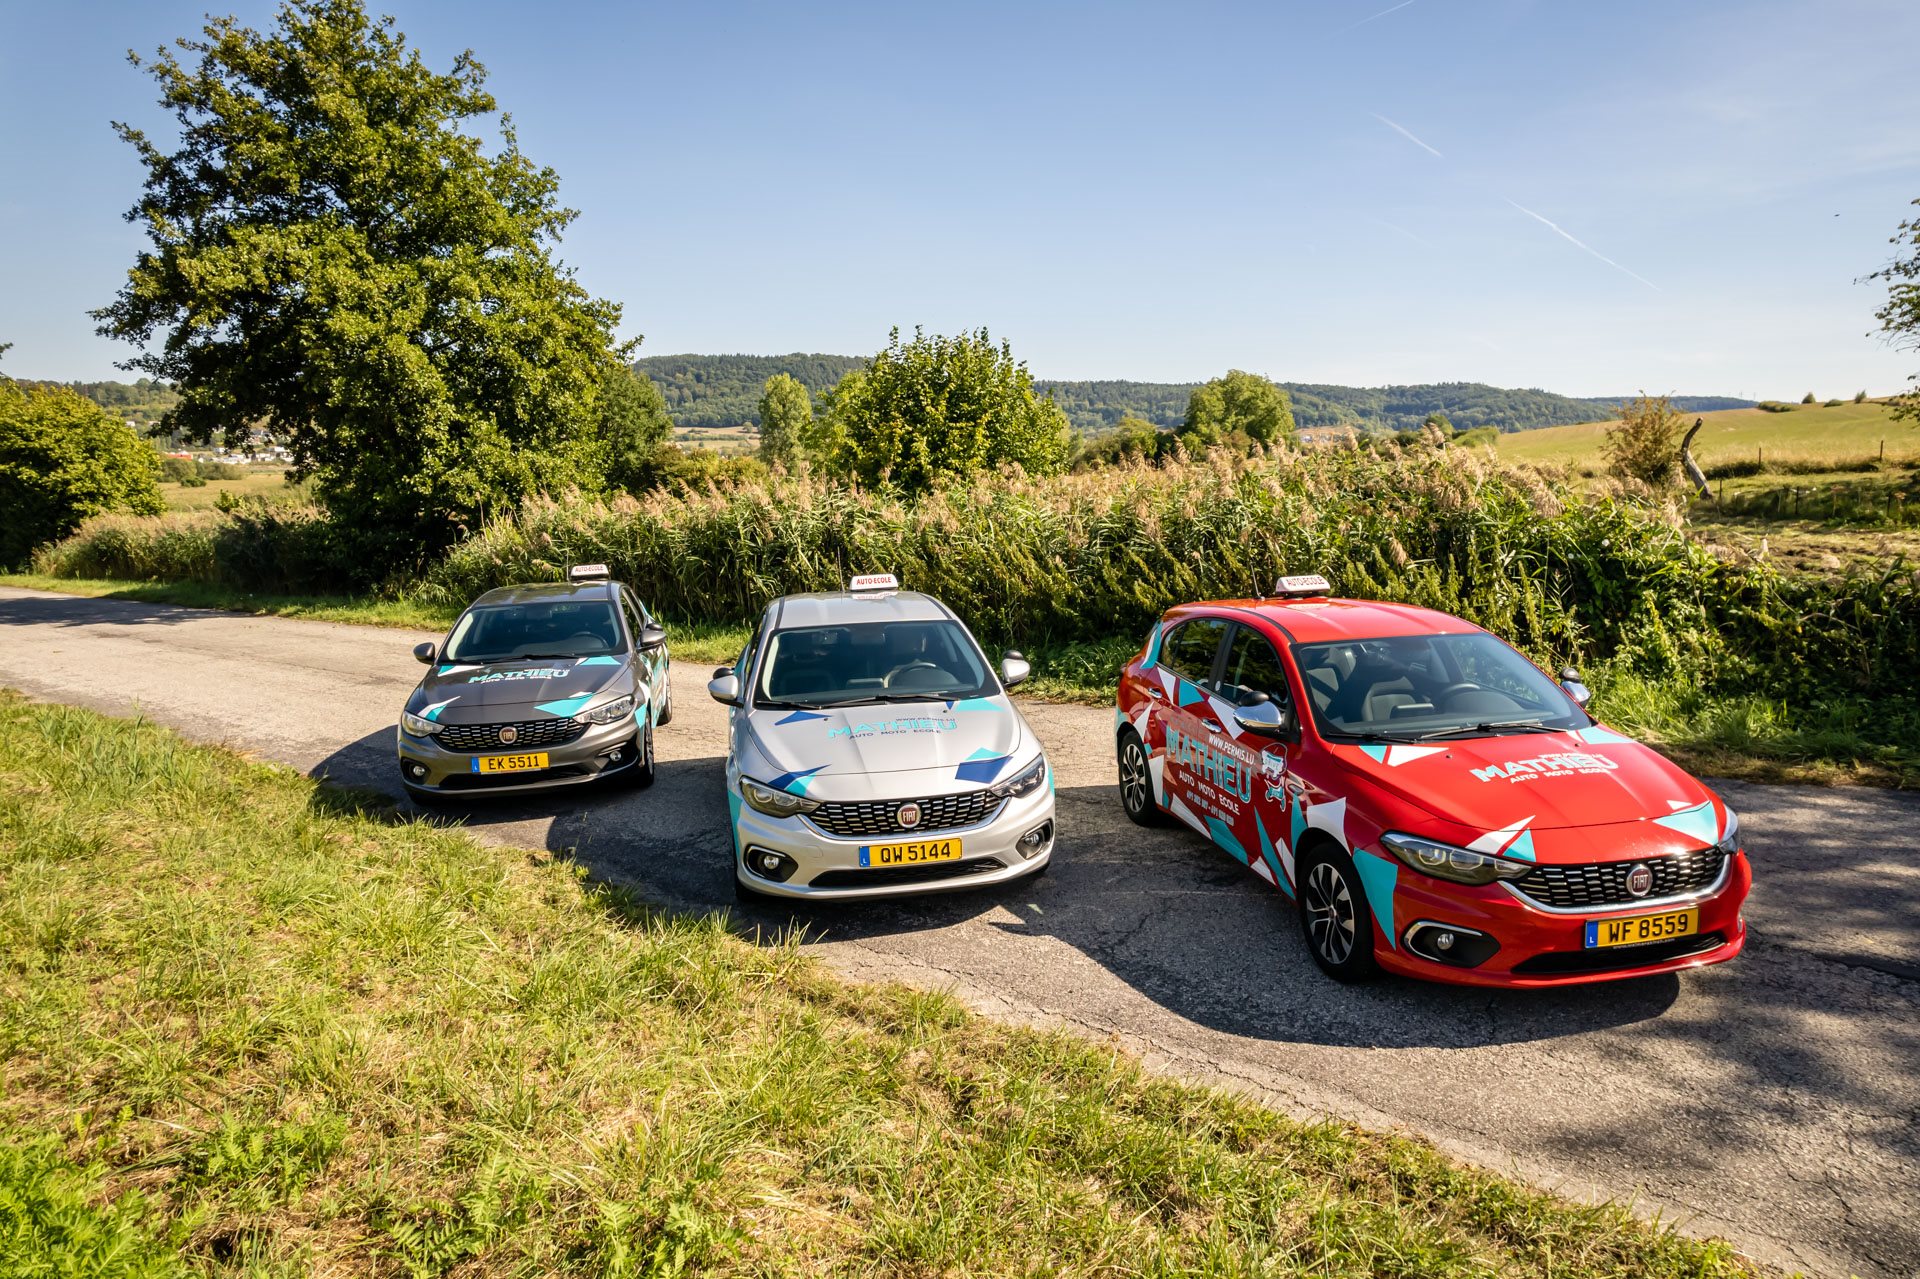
1117,728,1167,827
655,678,674,726
1297,845,1379,982
621,722,657,789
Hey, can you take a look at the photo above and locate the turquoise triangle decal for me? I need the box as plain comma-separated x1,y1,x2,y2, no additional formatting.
536,693,594,718
1359,744,1389,763
1351,851,1399,949
1176,682,1209,707
1579,724,1636,745
1653,801,1718,844
1256,812,1294,896
1506,828,1536,861
1205,816,1248,863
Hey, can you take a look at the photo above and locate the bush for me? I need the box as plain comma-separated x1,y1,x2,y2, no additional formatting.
1802,392,1818,404
1757,402,1794,413
195,459,246,481
0,381,165,569
1603,394,1685,487
1824,399,1845,408
1856,390,1869,403
157,455,197,483
33,501,361,594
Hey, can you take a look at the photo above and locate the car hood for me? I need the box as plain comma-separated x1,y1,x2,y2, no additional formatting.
741,695,1031,798
1332,723,1730,859
407,655,630,722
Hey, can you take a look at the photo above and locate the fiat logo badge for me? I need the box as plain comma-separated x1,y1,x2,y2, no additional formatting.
1624,863,1654,897
896,802,922,830
499,726,518,745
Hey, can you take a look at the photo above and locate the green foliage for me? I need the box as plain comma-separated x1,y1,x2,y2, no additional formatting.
1183,369,1297,448
1757,401,1795,412
93,0,630,572
0,381,165,569
1453,426,1500,449
820,327,1072,490
1424,411,1453,432
156,456,198,484
0,1137,186,1279
633,353,865,428
1071,415,1182,469
1603,394,1685,487
1856,389,1870,403
33,503,361,594
595,366,676,493
754,373,812,468
1870,197,1920,423
1802,392,1819,404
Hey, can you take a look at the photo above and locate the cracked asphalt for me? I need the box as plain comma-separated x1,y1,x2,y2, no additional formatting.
2,586,1916,1278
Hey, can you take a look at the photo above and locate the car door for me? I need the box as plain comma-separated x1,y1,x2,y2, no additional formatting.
1150,616,1232,833
1216,621,1305,894
618,590,663,709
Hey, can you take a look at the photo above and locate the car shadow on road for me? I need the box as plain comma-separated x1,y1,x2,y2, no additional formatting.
0,591,217,630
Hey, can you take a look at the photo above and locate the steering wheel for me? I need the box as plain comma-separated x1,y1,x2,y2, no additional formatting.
884,661,940,688
1435,682,1483,706
563,631,605,650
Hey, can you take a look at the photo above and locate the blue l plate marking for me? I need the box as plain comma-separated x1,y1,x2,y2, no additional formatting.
1584,920,1599,947
858,846,871,867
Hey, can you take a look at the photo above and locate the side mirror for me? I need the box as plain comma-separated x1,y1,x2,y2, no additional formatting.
638,623,668,651
1559,666,1592,708
413,642,436,666
1000,651,1031,689
708,673,741,706
712,665,733,680
1232,691,1293,738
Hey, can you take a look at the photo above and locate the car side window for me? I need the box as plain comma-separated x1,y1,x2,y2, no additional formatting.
1158,618,1228,690
1220,625,1292,708
619,593,646,646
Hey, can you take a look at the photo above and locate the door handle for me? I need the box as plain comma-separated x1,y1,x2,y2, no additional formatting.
1147,686,1167,702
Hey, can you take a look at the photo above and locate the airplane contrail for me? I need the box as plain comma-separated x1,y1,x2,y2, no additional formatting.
1333,0,1417,36
1370,113,1443,158
1503,198,1661,291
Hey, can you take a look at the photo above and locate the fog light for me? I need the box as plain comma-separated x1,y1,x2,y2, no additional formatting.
744,847,798,883
406,762,428,780
1017,820,1054,857
1436,931,1455,951
609,747,624,763
1404,921,1499,968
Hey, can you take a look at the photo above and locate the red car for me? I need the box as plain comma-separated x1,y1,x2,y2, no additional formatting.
1114,576,1749,986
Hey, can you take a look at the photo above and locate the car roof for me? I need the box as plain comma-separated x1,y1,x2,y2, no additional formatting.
1169,596,1484,645
769,590,952,630
469,581,617,607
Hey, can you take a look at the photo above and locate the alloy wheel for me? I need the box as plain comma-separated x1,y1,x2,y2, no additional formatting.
1304,861,1356,965
1121,740,1151,815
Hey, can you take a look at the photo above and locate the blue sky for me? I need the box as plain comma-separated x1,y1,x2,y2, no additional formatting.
3,0,1916,397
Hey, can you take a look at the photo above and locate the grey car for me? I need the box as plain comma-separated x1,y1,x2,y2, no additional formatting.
396,566,671,797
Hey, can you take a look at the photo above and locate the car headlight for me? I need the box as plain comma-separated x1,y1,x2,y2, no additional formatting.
1381,832,1533,887
740,779,821,818
400,710,443,737
582,695,636,725
1715,809,1740,855
991,756,1048,799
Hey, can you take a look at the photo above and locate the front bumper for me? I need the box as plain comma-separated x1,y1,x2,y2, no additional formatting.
396,717,642,796
1373,850,1753,988
731,774,1056,901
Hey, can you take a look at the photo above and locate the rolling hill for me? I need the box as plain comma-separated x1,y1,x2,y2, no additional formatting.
629,354,1752,435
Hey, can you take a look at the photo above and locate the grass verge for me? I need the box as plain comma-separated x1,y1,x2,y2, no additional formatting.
0,692,1759,1277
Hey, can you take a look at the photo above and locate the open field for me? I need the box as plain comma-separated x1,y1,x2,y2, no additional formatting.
1495,399,1919,471
159,465,306,510
0,691,1763,1277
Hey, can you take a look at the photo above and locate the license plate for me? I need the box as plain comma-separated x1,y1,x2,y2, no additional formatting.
858,837,961,868
472,752,549,774
1584,908,1698,949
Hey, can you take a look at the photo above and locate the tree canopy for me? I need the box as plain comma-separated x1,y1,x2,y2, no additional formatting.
1870,197,1920,421
595,366,675,493
0,379,165,569
1183,370,1297,448
94,0,632,566
820,328,1072,491
756,373,812,468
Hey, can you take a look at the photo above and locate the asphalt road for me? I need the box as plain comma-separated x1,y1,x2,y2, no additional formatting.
2,585,1915,1279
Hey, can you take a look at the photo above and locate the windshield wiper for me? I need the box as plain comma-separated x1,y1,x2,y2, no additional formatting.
1416,719,1563,741
1329,730,1427,745
813,693,960,708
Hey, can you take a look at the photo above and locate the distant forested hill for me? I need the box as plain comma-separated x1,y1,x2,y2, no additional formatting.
632,354,1752,434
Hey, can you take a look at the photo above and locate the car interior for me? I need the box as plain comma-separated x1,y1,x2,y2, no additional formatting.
1292,635,1565,732
761,622,990,703
448,602,626,662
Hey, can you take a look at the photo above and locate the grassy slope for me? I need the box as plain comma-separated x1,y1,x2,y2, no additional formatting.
159,468,306,511
0,694,1758,1277
1495,400,1919,469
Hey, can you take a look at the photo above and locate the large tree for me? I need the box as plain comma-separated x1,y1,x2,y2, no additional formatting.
596,365,675,493
0,377,165,569
1182,370,1297,449
756,372,812,468
94,0,631,565
821,327,1071,491
1870,197,1920,422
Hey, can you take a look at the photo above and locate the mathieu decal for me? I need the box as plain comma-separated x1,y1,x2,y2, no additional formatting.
1471,751,1619,783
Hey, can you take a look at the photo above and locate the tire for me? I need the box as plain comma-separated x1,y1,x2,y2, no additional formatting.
618,722,656,790
1117,728,1168,827
654,676,674,726
1297,844,1380,982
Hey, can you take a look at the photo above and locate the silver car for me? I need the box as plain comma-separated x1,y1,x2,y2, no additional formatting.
396,566,672,797
709,575,1056,901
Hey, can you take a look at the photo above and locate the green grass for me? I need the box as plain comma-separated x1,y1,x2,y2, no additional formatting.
0,692,1759,1277
1496,399,1919,472
0,573,459,630
159,467,308,511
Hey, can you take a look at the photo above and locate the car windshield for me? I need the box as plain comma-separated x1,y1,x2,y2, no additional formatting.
443,600,626,664
755,620,995,707
1291,632,1590,741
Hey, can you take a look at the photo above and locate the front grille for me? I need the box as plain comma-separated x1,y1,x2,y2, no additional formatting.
807,790,1005,839
1510,846,1727,911
1511,932,1728,976
437,718,586,752
809,858,1006,890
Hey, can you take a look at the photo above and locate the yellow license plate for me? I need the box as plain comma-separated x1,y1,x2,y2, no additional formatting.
1584,908,1698,949
473,752,549,774
859,837,961,869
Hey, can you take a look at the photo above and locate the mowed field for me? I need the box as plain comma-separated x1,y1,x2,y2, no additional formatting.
160,465,305,510
1495,399,1919,470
